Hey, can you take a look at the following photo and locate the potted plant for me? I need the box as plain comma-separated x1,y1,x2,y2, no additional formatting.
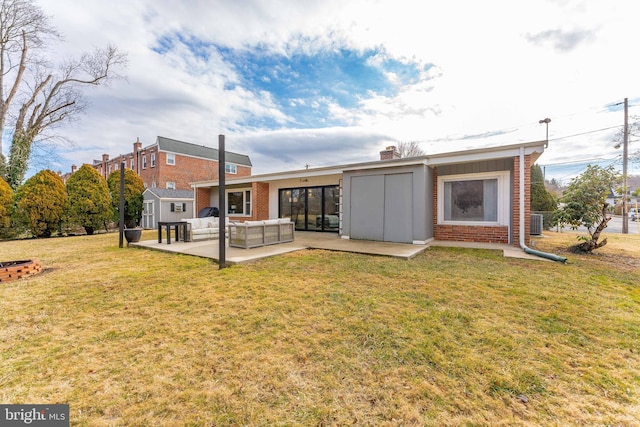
107,169,145,243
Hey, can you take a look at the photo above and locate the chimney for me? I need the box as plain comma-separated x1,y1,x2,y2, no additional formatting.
71,165,77,174
133,137,142,153
380,145,400,161
102,153,109,162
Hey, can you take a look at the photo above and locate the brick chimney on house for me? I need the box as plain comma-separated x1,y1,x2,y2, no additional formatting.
133,138,142,154
71,165,77,174
133,137,142,174
380,145,400,160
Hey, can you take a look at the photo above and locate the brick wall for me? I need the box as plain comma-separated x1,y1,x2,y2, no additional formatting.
435,224,510,244
253,182,270,220
195,187,211,215
513,154,532,247
156,152,218,190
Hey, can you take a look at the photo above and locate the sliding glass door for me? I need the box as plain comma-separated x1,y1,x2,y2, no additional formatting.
279,185,340,232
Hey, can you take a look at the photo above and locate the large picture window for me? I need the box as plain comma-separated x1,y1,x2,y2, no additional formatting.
438,171,509,225
227,189,251,215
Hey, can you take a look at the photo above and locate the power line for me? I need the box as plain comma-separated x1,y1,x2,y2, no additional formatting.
539,154,621,167
548,125,620,141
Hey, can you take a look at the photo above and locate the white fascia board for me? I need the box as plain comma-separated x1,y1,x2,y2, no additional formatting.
426,141,546,166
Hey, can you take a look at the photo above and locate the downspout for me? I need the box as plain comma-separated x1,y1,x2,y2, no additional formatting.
519,146,567,263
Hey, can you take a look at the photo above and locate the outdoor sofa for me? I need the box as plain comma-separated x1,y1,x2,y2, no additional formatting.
228,218,294,249
184,217,229,241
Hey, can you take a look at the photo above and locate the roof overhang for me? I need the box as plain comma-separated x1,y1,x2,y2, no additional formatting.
191,140,546,188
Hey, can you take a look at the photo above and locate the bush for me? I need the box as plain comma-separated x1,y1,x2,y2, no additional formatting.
107,168,144,228
66,164,113,235
0,178,13,236
14,170,67,238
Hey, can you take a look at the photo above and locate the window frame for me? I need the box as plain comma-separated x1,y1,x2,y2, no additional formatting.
166,182,176,190
166,153,175,166
226,188,252,216
437,171,510,226
225,163,237,174
142,155,147,169
151,153,156,167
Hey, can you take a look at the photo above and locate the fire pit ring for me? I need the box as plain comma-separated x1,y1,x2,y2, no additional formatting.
0,259,42,282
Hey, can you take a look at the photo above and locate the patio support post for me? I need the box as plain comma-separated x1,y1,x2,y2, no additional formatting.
218,135,226,269
119,162,125,248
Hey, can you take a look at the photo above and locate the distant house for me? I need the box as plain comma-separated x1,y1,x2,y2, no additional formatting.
142,188,195,229
191,141,546,247
92,136,252,191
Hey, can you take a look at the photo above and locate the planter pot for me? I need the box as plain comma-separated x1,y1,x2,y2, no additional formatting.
124,228,143,244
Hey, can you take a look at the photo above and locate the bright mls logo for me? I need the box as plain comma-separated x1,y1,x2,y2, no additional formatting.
0,405,69,426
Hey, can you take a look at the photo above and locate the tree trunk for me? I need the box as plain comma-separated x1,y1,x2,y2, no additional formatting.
7,132,33,190
569,203,611,253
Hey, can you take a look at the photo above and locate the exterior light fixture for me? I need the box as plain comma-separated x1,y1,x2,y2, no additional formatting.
538,118,551,147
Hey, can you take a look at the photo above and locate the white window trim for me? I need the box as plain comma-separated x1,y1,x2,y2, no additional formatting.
151,153,156,167
166,182,176,190
226,187,252,216
225,163,237,174
166,153,176,166
437,171,510,226
142,155,147,169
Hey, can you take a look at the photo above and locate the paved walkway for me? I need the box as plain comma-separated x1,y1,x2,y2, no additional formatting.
131,231,549,264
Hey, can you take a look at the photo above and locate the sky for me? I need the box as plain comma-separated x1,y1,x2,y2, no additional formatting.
16,0,640,185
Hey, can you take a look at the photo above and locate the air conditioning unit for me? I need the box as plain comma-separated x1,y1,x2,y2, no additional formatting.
530,214,543,236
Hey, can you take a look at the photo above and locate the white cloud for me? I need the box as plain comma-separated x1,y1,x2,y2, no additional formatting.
27,0,640,184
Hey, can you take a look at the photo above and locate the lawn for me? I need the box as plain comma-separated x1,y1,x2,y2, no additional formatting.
1,230,639,426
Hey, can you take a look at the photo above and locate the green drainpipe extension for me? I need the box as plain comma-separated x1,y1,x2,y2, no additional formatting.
519,146,567,264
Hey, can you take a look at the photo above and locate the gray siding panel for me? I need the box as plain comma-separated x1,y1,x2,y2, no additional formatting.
350,175,384,241
384,173,413,243
438,159,513,176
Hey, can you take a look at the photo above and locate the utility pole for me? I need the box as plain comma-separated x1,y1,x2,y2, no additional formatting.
622,98,629,234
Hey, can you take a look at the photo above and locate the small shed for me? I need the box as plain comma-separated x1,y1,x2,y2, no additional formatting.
142,188,194,229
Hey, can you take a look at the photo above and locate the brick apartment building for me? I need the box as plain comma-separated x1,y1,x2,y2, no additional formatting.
92,136,252,190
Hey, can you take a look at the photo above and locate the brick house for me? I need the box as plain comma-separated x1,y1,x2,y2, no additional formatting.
92,136,252,190
192,141,546,247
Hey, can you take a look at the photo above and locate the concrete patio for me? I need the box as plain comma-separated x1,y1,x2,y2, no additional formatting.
131,231,546,264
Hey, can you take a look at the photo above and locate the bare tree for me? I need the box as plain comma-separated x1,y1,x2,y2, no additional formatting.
0,0,127,189
396,141,425,158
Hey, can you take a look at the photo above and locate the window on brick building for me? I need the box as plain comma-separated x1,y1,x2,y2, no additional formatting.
437,171,509,225
142,156,147,169
151,153,156,167
225,163,237,174
166,153,175,165
227,189,251,215
130,159,134,169
166,182,176,190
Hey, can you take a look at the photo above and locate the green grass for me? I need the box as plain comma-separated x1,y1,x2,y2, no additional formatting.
1,230,639,426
